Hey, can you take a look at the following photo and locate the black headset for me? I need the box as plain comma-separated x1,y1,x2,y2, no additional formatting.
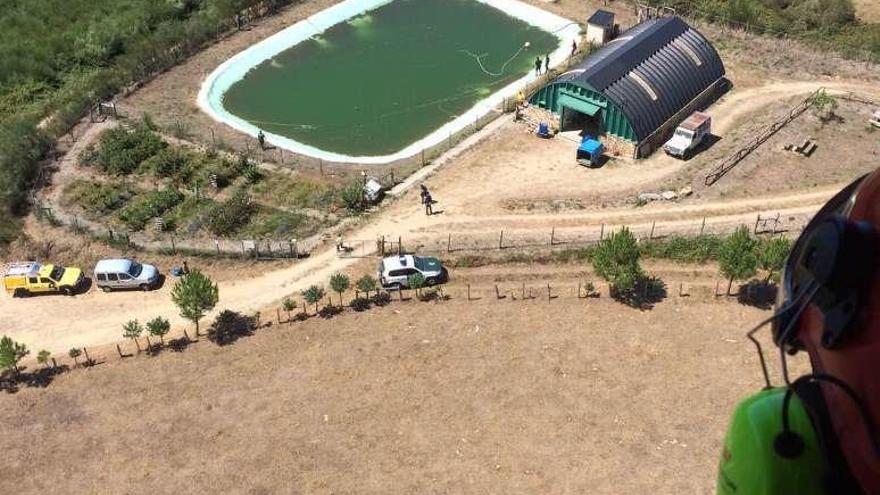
772,174,878,352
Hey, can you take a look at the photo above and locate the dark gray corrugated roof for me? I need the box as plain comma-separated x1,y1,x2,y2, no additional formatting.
587,9,614,26
553,16,725,141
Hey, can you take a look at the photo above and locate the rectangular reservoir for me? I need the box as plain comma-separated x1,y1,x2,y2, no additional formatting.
199,0,579,163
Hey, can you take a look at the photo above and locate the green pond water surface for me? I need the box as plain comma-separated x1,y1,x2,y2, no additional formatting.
222,0,559,156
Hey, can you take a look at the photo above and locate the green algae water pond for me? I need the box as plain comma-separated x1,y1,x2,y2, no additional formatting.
221,0,560,158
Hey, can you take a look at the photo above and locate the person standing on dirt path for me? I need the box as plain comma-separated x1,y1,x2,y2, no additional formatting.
571,40,577,57
424,191,434,216
544,54,550,74
420,185,434,216
534,56,542,76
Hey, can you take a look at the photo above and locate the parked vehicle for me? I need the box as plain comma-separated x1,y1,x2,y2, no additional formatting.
94,258,160,292
663,111,711,158
3,262,84,297
576,137,604,167
377,255,447,289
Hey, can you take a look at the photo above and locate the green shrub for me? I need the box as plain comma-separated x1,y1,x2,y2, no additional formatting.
591,227,643,292
91,125,166,175
339,180,366,214
117,188,183,231
204,190,254,236
63,180,137,215
141,147,189,179
639,235,723,263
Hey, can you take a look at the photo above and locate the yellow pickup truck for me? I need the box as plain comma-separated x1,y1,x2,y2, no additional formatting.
3,262,85,297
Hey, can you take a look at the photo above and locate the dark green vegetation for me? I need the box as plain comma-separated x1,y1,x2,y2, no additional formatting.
451,230,792,276
591,227,643,293
0,0,292,244
222,0,559,155
648,0,879,60
171,268,219,336
64,123,339,239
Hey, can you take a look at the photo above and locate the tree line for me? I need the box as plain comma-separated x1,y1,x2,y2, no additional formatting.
590,225,791,303
647,0,879,61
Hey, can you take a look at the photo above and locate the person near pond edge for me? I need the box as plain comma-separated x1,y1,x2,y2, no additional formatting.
257,129,266,150
571,39,577,56
544,54,550,74
534,56,542,76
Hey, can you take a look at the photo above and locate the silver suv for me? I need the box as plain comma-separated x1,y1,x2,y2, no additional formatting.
378,255,446,289
94,258,160,292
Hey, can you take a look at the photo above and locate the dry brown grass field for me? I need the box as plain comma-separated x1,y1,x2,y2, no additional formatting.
0,278,807,494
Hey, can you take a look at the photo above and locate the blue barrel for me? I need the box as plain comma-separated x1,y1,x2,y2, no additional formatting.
537,122,550,138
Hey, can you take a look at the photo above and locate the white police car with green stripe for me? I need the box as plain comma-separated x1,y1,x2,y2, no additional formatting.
377,255,447,289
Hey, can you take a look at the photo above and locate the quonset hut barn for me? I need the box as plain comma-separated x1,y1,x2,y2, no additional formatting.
530,16,726,158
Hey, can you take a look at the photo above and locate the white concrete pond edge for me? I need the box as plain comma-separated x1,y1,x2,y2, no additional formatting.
197,0,580,164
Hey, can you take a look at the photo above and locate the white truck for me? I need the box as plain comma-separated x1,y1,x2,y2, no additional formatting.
663,111,711,159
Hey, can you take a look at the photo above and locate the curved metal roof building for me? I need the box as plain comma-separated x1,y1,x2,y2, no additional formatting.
531,16,726,158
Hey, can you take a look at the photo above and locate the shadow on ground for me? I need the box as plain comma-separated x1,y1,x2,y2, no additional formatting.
611,276,668,310
737,279,778,310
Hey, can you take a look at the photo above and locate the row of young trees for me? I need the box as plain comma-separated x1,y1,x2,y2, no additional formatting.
590,225,791,299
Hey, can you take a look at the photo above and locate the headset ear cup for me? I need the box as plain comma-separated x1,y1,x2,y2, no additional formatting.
774,430,805,459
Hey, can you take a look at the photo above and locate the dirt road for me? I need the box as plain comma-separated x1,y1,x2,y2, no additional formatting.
0,186,831,355
3,80,877,354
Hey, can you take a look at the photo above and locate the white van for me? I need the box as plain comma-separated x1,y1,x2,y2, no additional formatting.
94,258,160,292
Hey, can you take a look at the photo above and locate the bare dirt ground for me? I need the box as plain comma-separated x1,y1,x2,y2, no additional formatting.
0,287,809,494
854,0,880,23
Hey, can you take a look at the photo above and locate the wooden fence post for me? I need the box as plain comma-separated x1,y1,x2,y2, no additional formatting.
700,216,706,236
550,227,555,246
754,214,761,235
600,223,605,241
447,233,452,253
499,230,504,250
467,284,471,301
650,221,656,239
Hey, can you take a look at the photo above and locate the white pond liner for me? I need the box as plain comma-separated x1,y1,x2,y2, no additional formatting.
197,0,580,164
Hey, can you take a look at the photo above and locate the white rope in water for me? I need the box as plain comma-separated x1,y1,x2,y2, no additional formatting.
459,41,530,77
246,78,510,131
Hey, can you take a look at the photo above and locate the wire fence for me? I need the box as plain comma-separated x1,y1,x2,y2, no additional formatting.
361,210,815,260
32,195,323,259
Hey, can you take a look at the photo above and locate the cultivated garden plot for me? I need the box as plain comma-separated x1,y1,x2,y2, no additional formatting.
56,121,353,243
